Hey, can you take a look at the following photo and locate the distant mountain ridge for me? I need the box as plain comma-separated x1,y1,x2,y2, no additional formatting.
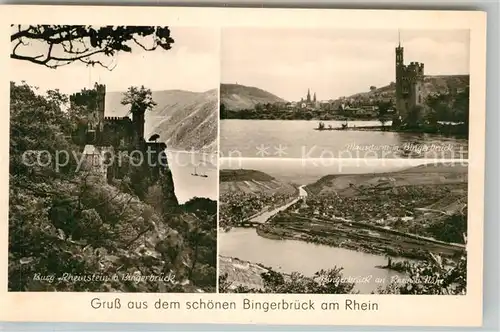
105,88,218,153
220,83,286,111
339,75,469,102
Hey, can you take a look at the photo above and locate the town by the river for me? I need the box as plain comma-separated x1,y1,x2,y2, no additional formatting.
218,159,467,294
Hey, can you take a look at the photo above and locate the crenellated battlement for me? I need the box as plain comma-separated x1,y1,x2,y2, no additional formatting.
95,83,106,93
104,116,132,122
405,62,425,76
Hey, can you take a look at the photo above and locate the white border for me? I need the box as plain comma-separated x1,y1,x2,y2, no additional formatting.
0,6,486,327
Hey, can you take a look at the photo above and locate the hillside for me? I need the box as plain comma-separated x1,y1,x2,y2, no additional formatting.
220,169,275,182
258,162,469,255
306,163,468,197
105,89,218,153
341,75,469,102
9,82,217,293
219,169,296,196
220,83,286,111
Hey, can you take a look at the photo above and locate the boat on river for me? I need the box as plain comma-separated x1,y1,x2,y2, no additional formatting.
315,121,349,131
191,165,208,178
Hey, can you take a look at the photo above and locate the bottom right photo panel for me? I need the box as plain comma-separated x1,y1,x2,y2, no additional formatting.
218,158,468,295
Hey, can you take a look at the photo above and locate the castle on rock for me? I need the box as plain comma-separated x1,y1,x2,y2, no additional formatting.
72,83,167,182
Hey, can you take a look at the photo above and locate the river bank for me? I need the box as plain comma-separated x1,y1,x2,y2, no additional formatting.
314,124,468,138
219,228,407,293
256,212,464,261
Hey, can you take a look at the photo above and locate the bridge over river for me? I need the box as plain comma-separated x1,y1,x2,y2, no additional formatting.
237,185,307,227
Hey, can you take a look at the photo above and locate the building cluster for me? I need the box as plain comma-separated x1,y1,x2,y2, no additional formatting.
72,83,168,182
255,38,431,123
273,87,395,117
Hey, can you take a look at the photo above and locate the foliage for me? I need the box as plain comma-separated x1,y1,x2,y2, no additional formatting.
376,100,392,128
220,267,357,294
219,253,467,295
11,25,174,69
426,210,467,244
375,253,467,295
425,87,469,136
218,273,233,293
121,85,157,113
9,82,216,292
10,81,78,178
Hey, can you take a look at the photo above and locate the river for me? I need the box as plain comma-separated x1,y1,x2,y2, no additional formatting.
166,150,218,204
220,184,405,294
219,228,404,294
220,119,468,159
251,198,300,224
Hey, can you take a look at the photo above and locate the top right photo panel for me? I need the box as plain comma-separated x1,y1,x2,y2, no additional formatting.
220,29,470,160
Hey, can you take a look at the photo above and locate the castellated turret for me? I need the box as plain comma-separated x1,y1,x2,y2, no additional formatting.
93,83,106,132
405,62,425,80
395,45,425,124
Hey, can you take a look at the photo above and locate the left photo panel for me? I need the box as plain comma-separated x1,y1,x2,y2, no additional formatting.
9,25,219,292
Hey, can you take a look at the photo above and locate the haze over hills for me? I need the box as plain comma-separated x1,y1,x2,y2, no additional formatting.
220,83,286,111
105,88,218,153
338,75,469,101
219,169,297,196
305,163,468,210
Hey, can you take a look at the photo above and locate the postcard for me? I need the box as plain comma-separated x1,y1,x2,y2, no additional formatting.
0,5,486,327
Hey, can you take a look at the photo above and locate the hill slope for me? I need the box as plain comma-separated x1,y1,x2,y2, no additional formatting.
105,89,218,153
306,163,467,196
219,169,296,196
221,83,286,111
340,75,469,102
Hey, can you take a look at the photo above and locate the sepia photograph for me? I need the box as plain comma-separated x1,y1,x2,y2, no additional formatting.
220,28,470,159
219,158,468,294
9,25,218,292
0,5,486,328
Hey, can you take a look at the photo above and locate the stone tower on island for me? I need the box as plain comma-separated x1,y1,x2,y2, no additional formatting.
395,34,425,124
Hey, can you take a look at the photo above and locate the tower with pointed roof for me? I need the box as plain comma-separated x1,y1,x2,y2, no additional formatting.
395,30,425,125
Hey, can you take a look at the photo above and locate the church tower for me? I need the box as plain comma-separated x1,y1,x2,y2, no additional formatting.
307,89,311,103
313,92,317,103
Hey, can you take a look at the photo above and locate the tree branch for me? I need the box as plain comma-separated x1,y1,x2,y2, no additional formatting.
11,25,174,70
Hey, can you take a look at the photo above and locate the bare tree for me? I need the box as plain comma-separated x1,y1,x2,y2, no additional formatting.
11,25,174,69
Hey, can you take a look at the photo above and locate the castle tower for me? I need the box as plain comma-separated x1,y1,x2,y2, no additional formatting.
307,89,311,103
394,31,425,126
395,32,405,120
83,83,106,144
131,106,146,148
94,83,106,133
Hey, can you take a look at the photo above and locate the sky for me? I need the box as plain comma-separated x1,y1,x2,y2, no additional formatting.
11,26,220,95
221,29,470,101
